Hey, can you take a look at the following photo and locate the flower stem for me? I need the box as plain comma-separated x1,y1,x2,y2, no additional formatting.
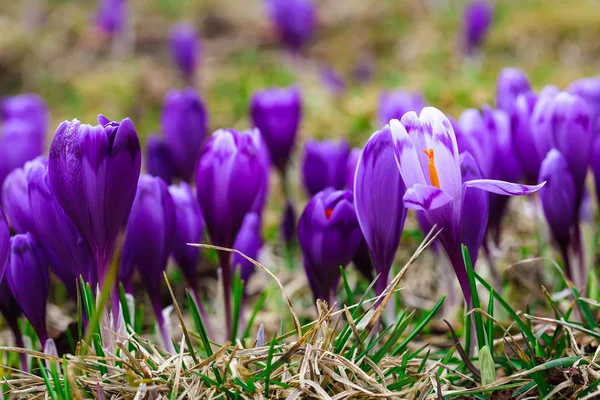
151,297,174,353
218,250,233,341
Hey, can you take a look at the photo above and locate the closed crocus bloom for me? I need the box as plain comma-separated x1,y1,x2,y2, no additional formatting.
1,93,48,136
354,126,407,295
299,189,362,303
0,119,45,188
48,115,141,282
496,68,530,114
0,208,9,281
95,0,126,36
378,90,425,127
2,158,43,234
463,0,493,55
28,160,94,293
512,91,540,183
7,233,49,344
169,23,201,83
345,148,361,190
391,108,544,304
169,182,204,293
459,152,488,265
196,128,266,337
250,87,301,172
457,108,492,177
567,76,600,125
161,88,208,182
120,175,175,350
146,135,173,185
539,150,576,276
267,0,316,52
530,87,560,164
301,139,350,196
232,213,263,289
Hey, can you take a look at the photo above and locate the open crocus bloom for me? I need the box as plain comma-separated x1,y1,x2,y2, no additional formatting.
390,107,545,303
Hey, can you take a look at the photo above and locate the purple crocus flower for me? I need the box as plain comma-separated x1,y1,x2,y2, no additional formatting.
48,115,141,284
120,174,175,350
567,76,600,126
1,93,48,136
250,87,301,173
511,91,540,184
354,126,407,295
28,159,95,294
457,108,493,177
0,208,9,282
593,136,600,205
161,88,208,182
146,135,173,185
301,139,350,196
538,149,576,277
2,158,42,234
169,23,202,83
267,0,316,52
345,147,361,190
378,90,425,127
0,119,45,189
169,182,204,296
7,233,49,344
459,152,488,266
94,0,127,36
496,68,530,115
390,107,544,304
232,213,263,290
196,128,267,337
299,189,362,303
462,0,493,55
249,132,272,216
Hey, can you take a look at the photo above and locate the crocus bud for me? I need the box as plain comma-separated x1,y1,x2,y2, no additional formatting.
120,175,175,294
250,87,301,172
496,68,530,114
354,126,407,295
299,189,361,303
2,158,42,234
512,91,540,183
94,0,126,36
169,23,201,83
267,0,316,52
301,139,350,196
161,88,208,182
567,76,600,126
0,119,45,188
146,135,173,185
196,129,266,248
539,150,576,276
280,200,296,246
7,233,49,344
459,152,488,265
169,182,204,291
48,115,141,281
1,93,48,136
457,108,492,177
345,148,361,190
462,0,493,55
232,213,263,290
196,128,267,337
378,90,425,127
28,159,94,293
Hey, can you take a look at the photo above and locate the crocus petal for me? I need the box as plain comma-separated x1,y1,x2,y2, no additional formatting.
459,152,488,265
419,107,462,198
390,118,426,188
464,179,545,195
354,126,407,293
592,135,600,205
495,68,530,114
403,184,453,211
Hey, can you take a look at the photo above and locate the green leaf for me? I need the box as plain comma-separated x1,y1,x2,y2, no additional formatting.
463,245,486,350
186,291,213,358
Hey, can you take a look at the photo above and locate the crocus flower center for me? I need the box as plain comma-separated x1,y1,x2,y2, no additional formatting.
422,148,440,189
325,208,334,219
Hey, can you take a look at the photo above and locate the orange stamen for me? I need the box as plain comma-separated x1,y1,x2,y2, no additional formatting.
325,208,334,219
422,148,440,188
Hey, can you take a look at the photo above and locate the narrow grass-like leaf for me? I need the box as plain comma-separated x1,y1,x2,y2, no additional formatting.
392,296,445,356
463,245,485,350
186,290,213,357
62,357,71,400
118,283,132,328
486,288,494,350
340,266,353,305
231,268,244,342
37,359,58,400
243,290,268,339
263,336,277,397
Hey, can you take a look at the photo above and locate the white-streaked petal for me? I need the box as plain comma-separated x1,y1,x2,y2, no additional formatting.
464,179,546,196
389,119,426,188
403,184,453,211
